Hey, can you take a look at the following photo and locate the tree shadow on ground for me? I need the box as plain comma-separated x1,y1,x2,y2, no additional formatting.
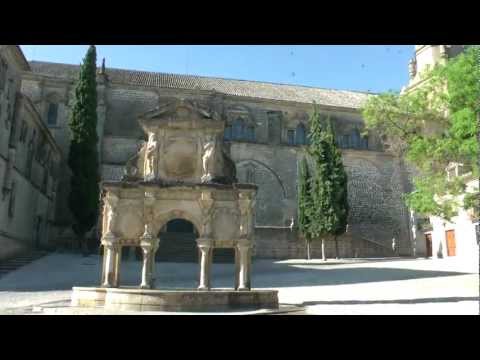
277,257,430,266
0,256,473,292
250,262,471,288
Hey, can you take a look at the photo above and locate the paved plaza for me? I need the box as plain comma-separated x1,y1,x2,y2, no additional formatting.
0,253,478,315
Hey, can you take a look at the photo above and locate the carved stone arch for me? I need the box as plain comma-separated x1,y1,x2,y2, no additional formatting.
155,210,203,238
236,159,287,227
236,159,287,199
226,104,253,117
45,91,63,103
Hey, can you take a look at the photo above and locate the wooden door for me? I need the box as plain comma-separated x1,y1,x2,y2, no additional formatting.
425,233,432,257
445,230,456,257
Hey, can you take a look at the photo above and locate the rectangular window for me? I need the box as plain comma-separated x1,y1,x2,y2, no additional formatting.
47,103,58,126
0,58,7,91
8,181,16,218
224,125,232,141
287,129,295,145
246,126,255,142
19,121,28,143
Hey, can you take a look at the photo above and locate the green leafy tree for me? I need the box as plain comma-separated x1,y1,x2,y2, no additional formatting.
362,47,479,220
297,157,313,259
67,45,100,255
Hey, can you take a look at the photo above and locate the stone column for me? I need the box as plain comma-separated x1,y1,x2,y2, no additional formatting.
234,247,240,290
101,243,119,287
149,242,159,288
197,239,212,290
140,245,155,289
236,243,251,291
113,245,122,287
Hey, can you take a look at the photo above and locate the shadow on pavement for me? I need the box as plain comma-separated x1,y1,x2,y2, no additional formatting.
297,296,479,306
251,262,470,288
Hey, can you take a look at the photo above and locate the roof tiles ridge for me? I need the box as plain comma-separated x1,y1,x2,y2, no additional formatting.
28,60,372,96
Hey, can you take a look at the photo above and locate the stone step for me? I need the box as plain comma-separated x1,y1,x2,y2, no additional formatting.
0,251,49,278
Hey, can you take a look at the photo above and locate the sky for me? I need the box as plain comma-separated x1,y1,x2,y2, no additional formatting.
20,45,415,93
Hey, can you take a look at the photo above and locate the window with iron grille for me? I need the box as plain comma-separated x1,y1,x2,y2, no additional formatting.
295,123,306,145
8,181,16,218
19,120,28,143
47,103,58,126
224,125,232,141
0,58,7,91
287,129,295,145
246,126,255,142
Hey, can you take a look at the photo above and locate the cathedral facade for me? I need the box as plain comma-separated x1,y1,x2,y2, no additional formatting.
8,49,415,260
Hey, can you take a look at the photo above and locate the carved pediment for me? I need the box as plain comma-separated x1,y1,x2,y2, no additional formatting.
138,98,222,132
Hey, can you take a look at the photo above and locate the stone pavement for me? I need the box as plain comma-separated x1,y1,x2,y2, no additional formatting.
0,254,478,315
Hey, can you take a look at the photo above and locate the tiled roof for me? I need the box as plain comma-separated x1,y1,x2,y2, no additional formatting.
28,61,372,109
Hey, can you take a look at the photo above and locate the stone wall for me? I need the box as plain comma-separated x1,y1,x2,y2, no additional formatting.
0,46,61,260
20,63,413,259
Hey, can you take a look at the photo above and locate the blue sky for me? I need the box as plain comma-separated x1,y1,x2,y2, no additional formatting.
20,45,414,93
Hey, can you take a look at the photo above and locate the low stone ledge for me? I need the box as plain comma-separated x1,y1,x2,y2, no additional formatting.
71,287,278,312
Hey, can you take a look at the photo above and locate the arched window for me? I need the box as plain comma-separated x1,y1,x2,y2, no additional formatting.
362,136,369,150
47,103,58,126
351,128,361,149
287,129,295,145
295,123,306,145
224,125,232,141
245,126,255,142
232,117,244,141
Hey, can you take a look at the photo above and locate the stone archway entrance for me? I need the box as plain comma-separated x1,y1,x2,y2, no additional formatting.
155,219,235,263
156,219,199,262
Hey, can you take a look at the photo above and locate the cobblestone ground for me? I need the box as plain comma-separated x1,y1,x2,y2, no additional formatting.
0,253,478,315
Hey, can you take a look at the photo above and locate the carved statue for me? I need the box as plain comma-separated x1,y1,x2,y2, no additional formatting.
122,141,146,181
142,204,155,239
200,136,238,184
144,132,158,180
201,136,219,183
104,194,119,238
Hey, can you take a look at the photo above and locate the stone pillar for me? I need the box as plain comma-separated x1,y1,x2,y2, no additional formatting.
197,239,212,290
236,243,251,291
140,245,155,289
149,243,159,288
101,242,119,288
113,245,122,287
234,247,239,290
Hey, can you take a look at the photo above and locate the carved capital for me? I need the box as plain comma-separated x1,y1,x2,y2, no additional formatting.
102,240,120,251
196,237,213,249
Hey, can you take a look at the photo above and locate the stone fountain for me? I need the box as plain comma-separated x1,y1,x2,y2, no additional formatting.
71,98,278,312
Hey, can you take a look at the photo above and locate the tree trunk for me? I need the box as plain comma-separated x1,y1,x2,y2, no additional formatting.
321,238,326,261
335,237,339,259
306,238,311,260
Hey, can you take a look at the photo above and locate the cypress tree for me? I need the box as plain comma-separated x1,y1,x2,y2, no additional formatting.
67,45,100,256
325,118,349,259
307,103,338,261
298,157,313,259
